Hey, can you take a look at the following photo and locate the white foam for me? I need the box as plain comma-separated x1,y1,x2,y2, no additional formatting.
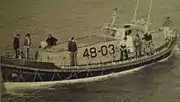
174,45,180,57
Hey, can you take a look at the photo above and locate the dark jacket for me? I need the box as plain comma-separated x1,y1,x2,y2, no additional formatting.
13,37,20,49
24,38,31,47
125,29,132,36
46,37,57,46
68,41,77,52
144,33,152,42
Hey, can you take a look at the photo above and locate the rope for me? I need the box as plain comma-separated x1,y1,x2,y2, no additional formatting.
37,72,43,81
86,65,90,78
32,72,37,82
89,68,94,77
62,66,94,80
101,68,104,76
19,69,25,82
56,72,62,80
66,72,74,80
50,72,56,81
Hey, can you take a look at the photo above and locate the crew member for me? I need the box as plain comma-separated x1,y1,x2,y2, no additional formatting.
120,37,128,61
141,37,146,56
13,34,20,58
46,34,58,47
40,41,48,49
143,31,153,55
24,33,32,59
162,17,173,40
124,25,132,36
134,34,142,57
68,37,78,66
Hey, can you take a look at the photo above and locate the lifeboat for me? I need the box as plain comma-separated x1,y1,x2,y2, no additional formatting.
0,0,178,90
1,21,177,84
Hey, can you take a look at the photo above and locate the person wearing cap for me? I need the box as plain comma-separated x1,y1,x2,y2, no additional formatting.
13,34,20,58
124,25,132,36
134,34,142,58
46,34,58,47
68,37,78,66
24,33,32,59
119,37,129,61
162,17,173,28
143,31,153,55
162,17,173,40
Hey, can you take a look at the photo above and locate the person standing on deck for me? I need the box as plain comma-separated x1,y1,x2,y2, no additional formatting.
13,34,20,58
23,33,32,59
143,31,153,55
162,17,173,40
134,34,142,58
46,34,58,47
111,8,118,27
141,37,146,56
68,37,78,66
120,37,129,61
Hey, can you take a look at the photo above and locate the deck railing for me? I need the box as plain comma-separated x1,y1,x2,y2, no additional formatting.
1,33,176,69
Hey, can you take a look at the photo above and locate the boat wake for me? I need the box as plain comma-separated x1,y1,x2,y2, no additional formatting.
170,44,180,78
2,90,41,102
174,45,180,57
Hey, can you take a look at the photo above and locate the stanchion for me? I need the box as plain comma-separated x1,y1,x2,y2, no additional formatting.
0,57,6,100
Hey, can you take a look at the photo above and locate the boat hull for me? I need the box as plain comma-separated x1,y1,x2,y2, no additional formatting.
0,47,174,82
1,35,177,83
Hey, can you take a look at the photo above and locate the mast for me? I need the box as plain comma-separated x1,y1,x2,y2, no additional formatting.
111,8,118,26
133,0,139,22
146,0,152,30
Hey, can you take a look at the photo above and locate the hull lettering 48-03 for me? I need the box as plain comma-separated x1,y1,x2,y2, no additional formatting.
83,44,116,58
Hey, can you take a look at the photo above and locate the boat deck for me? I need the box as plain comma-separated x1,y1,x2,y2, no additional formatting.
45,30,166,52
36,29,167,66
2,28,168,68
44,35,116,52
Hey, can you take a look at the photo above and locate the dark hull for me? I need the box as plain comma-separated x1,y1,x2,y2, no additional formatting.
1,36,177,82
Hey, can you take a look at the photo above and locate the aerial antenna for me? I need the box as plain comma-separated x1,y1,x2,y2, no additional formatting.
146,0,153,30
133,0,139,22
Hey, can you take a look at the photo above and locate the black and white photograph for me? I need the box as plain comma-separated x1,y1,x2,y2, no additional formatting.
1,0,180,102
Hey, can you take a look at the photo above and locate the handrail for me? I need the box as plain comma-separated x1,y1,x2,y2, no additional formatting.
2,32,176,69
42,35,116,53
1,37,175,73
53,35,91,46
59,37,173,67
3,35,104,58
